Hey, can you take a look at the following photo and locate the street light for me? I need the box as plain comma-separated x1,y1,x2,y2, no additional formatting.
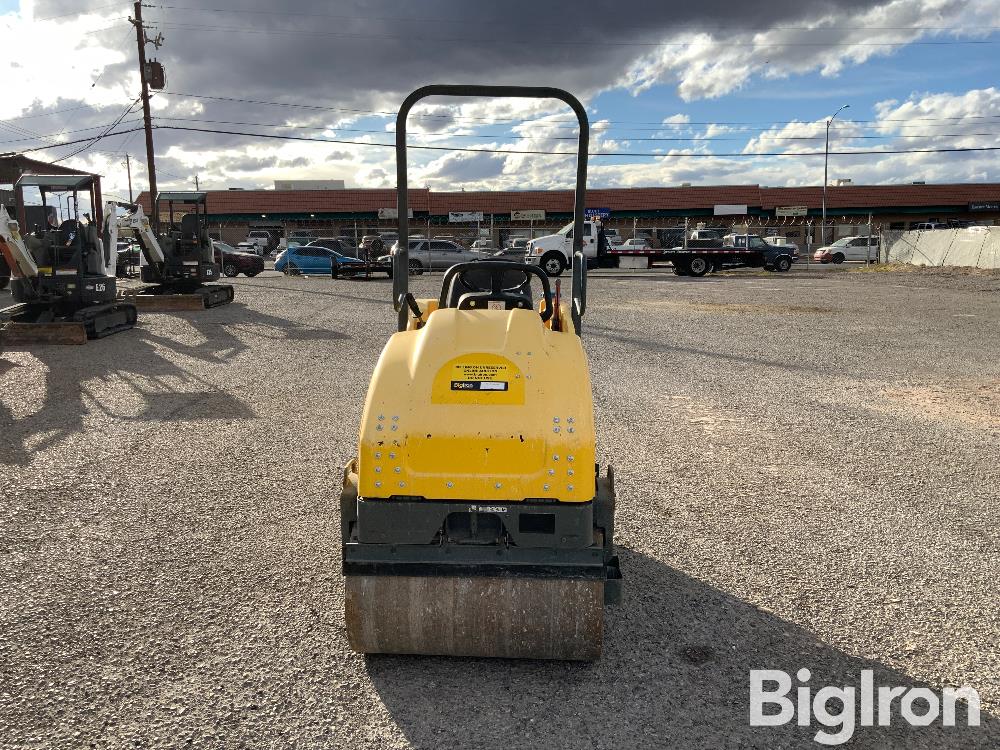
822,103,850,247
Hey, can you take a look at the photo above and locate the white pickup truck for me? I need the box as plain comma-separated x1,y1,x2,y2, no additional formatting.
525,220,600,276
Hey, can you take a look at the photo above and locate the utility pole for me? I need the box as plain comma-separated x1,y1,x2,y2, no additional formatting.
194,174,199,191
124,154,133,203
822,103,850,248
131,1,158,231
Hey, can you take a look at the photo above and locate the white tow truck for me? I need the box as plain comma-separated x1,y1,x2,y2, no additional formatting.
524,220,600,276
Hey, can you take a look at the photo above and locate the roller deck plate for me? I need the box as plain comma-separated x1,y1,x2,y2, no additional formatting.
345,574,603,660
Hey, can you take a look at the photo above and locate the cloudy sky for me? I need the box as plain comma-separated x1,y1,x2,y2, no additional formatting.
1,0,999,200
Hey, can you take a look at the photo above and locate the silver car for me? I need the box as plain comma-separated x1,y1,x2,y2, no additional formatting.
382,239,481,273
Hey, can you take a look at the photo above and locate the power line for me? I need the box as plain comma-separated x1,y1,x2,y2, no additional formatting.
51,98,142,162
152,123,1000,158
158,91,1000,131
146,4,1000,32
142,7,1000,43
0,119,145,145
152,115,1000,143
2,104,114,121
2,127,144,156
148,20,1000,48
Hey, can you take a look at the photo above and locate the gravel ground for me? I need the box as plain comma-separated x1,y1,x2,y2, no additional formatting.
1,265,998,749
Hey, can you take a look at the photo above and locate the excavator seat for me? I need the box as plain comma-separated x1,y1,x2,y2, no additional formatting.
179,212,199,239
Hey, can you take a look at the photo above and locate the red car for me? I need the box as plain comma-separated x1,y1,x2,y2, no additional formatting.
213,241,264,277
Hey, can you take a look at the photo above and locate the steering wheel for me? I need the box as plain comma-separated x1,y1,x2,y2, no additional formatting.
438,261,553,322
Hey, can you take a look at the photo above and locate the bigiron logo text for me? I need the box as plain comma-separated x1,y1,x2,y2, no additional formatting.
750,669,981,746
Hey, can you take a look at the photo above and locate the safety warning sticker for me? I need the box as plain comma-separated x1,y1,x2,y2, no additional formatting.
450,380,509,391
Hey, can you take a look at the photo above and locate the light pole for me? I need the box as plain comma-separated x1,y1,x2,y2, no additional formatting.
822,103,849,247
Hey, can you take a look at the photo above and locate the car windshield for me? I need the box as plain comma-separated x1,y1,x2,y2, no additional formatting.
830,238,853,247
215,242,237,252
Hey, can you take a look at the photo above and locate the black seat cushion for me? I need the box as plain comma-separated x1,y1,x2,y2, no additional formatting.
179,213,199,238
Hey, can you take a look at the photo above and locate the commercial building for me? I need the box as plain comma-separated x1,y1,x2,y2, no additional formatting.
273,179,345,191
135,182,1000,247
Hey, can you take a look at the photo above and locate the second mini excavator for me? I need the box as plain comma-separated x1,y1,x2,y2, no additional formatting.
124,191,234,310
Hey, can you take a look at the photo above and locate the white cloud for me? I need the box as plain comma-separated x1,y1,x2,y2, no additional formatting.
619,0,998,101
0,4,136,118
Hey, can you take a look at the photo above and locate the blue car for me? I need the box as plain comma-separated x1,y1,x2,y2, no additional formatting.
275,242,364,275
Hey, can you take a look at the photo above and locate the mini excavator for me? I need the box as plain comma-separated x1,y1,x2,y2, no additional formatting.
124,191,234,310
340,86,622,661
0,174,137,345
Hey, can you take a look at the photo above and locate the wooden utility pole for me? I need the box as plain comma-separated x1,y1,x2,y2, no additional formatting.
132,1,158,231
125,153,133,203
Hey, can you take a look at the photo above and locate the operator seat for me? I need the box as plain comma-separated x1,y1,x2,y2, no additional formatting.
180,212,199,239
55,219,83,269
445,265,534,311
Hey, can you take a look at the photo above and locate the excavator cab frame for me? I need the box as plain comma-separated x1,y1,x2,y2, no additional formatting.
127,190,233,309
0,175,137,344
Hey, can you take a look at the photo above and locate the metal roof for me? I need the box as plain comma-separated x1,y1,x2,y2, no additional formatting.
0,155,93,185
157,191,207,203
15,174,94,190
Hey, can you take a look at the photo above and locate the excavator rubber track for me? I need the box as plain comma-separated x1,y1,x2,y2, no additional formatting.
74,302,138,339
123,284,235,311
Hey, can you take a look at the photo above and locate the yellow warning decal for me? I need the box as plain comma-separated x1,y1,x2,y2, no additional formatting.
432,354,524,405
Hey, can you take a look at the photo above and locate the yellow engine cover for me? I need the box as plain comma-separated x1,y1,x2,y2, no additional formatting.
359,307,595,503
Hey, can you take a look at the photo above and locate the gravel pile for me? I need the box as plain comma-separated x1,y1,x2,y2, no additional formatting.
1,267,997,748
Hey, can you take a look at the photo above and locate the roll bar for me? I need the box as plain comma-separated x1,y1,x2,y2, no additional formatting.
393,85,589,333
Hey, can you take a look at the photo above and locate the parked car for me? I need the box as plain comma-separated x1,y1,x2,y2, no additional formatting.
306,237,364,259
621,237,652,251
813,235,879,264
379,239,481,274
471,239,495,253
289,229,320,244
275,243,364,275
214,241,265,277
487,246,528,261
236,241,262,255
307,237,354,251
246,229,277,253
764,236,800,262
915,222,946,230
761,243,796,272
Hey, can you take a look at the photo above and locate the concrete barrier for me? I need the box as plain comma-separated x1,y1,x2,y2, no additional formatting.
884,227,1000,270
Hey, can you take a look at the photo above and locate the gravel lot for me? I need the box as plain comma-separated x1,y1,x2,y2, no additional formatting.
1,265,998,749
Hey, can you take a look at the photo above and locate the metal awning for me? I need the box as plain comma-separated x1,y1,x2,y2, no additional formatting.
15,174,94,191
157,191,207,203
